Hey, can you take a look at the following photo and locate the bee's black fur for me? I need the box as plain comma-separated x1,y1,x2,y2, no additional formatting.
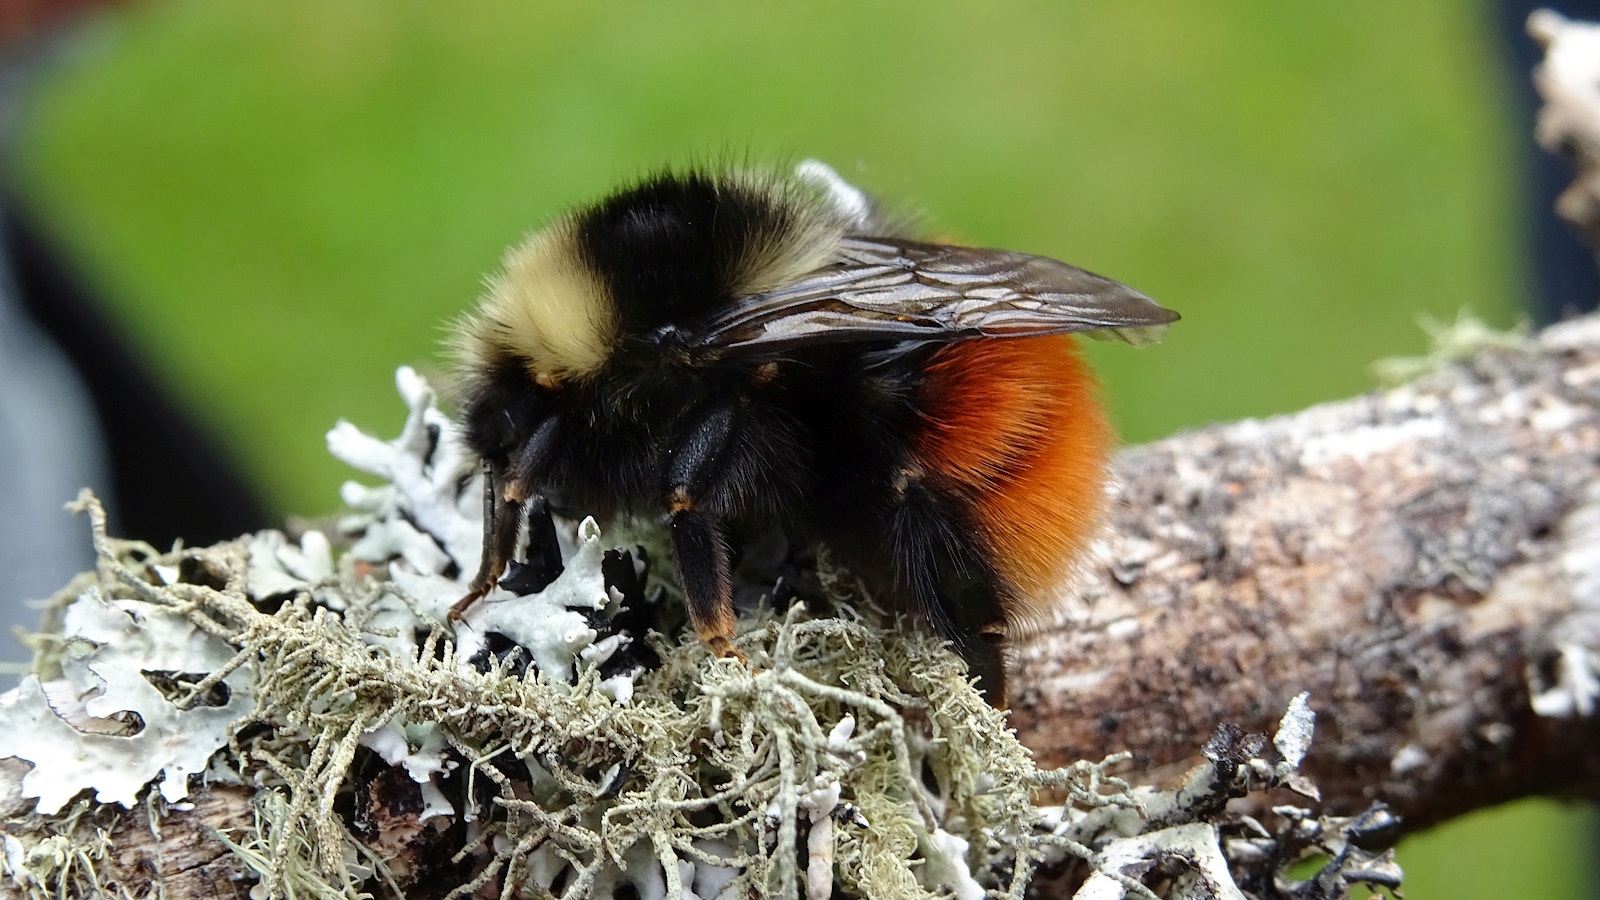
460,355,548,457
575,172,798,336
463,338,1008,687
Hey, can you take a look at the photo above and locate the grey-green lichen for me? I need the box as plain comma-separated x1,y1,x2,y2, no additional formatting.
7,492,1103,899
1370,313,1531,387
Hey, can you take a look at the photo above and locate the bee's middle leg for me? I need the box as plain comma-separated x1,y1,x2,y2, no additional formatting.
663,403,746,661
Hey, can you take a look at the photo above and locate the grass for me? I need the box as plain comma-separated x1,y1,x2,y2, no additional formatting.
9,0,1591,895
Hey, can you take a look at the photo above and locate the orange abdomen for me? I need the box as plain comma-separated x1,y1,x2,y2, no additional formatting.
910,336,1111,617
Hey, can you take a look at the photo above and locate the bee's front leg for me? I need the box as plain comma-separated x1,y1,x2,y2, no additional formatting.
452,416,561,619
452,459,524,619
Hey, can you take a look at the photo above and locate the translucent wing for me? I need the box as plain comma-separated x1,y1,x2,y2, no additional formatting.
691,236,1178,356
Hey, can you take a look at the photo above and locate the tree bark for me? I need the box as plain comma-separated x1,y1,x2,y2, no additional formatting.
1010,315,1600,831
0,758,257,899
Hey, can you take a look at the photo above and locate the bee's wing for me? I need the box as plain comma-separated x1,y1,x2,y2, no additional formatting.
692,236,1178,355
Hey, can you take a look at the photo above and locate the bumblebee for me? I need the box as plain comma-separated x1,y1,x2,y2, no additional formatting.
449,161,1176,703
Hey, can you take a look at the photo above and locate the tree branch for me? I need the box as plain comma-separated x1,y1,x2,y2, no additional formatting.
1007,11,1600,836
1011,314,1600,831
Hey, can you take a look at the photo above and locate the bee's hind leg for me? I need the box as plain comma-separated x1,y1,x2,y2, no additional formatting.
885,474,1010,707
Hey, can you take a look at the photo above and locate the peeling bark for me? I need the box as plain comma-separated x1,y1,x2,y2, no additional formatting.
1010,315,1600,831
0,758,256,898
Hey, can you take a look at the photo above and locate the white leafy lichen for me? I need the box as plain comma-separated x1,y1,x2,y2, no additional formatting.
1273,692,1315,769
447,516,618,685
1530,643,1600,717
358,719,454,821
0,584,254,815
327,365,482,577
1035,696,1400,900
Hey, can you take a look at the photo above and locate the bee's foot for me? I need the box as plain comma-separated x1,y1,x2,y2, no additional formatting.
449,587,487,621
707,635,748,664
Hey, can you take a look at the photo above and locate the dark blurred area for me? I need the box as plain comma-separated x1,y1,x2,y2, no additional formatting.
0,0,267,649
3,211,270,548
0,0,113,46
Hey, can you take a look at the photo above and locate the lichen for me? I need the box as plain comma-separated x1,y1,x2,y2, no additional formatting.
1370,314,1531,387
0,579,255,814
0,368,1398,899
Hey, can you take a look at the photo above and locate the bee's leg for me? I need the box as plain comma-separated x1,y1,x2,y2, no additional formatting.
504,415,561,502
887,473,1009,706
670,506,741,660
664,404,745,661
451,460,524,619
452,417,560,619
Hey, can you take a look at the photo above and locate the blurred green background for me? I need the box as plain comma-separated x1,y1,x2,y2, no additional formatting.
5,0,1594,895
